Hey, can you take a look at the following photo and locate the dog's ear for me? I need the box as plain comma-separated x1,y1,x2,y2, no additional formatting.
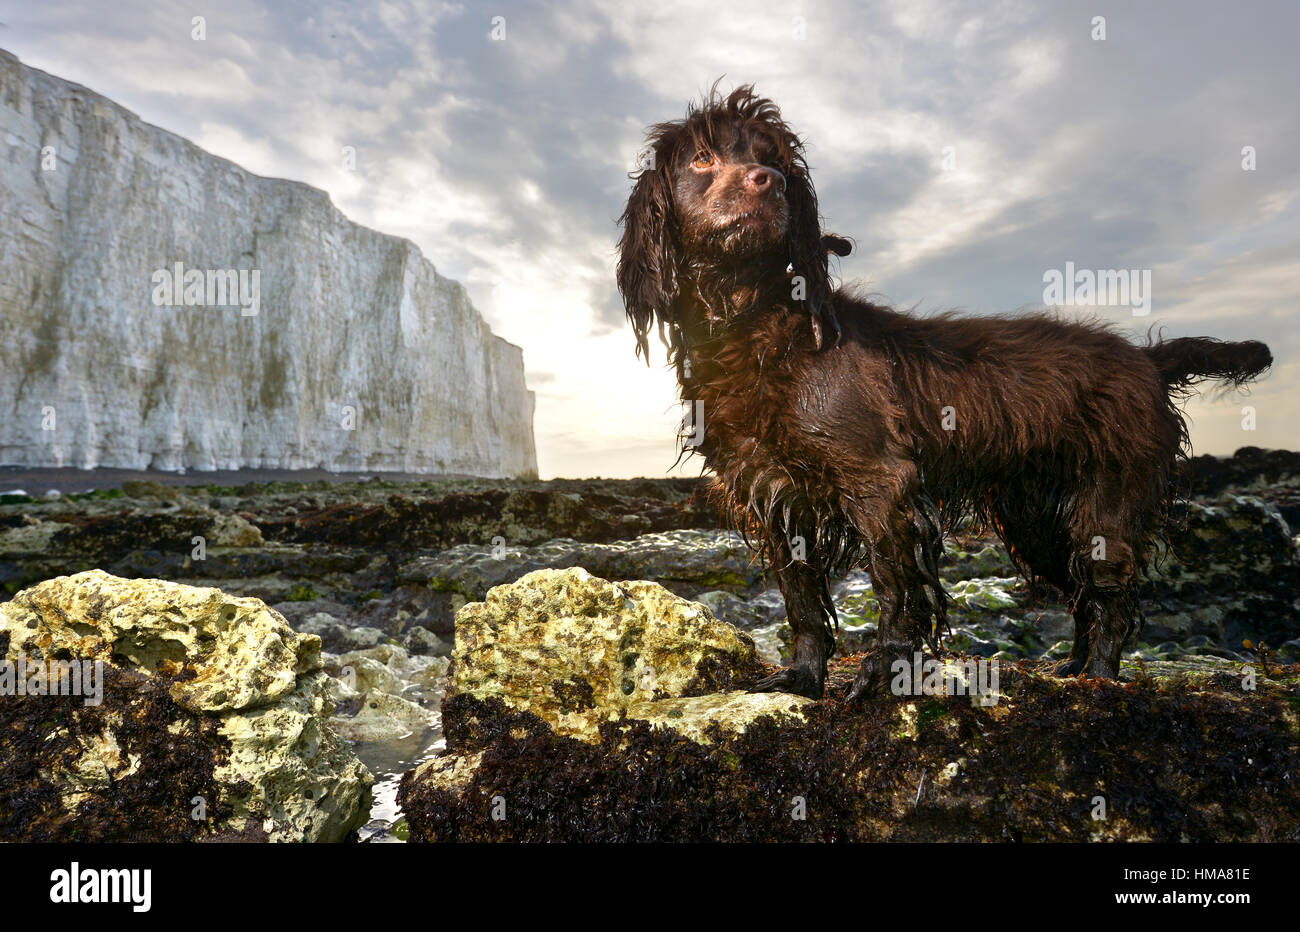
617,148,680,364
821,233,852,258
785,167,841,349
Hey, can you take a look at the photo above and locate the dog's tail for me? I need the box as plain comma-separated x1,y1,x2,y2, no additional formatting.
1145,337,1272,389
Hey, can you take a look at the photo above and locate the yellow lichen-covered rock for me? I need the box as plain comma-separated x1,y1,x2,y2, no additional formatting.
624,691,811,744
401,568,812,828
4,569,316,713
0,570,371,842
448,567,807,742
213,670,371,841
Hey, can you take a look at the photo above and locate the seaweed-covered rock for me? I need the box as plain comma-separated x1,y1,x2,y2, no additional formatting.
398,568,815,837
1189,446,1300,495
1144,495,1300,648
0,570,372,841
397,529,761,602
399,639,1300,841
0,476,716,605
260,484,713,549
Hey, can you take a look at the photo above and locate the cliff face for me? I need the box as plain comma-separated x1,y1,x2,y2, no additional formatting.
0,50,536,477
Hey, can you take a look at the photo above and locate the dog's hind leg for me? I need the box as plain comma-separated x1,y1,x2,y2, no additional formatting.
751,535,836,699
1068,539,1142,679
985,483,1085,675
1064,482,1147,679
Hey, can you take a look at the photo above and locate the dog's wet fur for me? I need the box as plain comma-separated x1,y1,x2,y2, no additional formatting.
617,86,1273,700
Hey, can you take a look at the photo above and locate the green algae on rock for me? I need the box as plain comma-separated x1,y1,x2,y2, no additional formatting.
0,570,372,841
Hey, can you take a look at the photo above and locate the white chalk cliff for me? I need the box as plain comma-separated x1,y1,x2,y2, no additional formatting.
0,50,536,477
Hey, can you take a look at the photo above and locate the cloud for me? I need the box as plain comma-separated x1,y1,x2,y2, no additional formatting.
5,0,1296,477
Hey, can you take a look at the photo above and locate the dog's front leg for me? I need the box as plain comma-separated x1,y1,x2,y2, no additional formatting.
843,572,923,703
751,537,835,700
845,499,946,703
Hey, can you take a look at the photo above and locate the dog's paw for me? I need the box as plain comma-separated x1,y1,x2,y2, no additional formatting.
1051,655,1086,677
843,650,903,704
750,664,825,700
1082,655,1121,680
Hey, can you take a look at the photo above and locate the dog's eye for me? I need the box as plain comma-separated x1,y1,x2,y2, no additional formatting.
690,150,716,170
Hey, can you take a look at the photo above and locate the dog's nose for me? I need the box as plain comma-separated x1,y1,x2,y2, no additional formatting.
743,166,786,196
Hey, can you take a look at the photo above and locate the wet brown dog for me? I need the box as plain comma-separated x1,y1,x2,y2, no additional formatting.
617,86,1273,700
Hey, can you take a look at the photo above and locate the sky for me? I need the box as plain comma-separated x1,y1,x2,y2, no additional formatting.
2,0,1296,478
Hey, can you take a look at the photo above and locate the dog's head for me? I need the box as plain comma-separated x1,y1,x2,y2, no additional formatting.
617,85,836,362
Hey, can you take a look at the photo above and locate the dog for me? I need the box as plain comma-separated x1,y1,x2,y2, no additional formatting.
616,85,1273,700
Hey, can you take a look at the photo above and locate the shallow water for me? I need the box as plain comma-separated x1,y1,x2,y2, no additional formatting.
352,723,445,842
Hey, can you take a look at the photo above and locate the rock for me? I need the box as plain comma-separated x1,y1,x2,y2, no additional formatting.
283,609,390,655
946,577,1020,612
832,572,878,620
402,626,450,656
320,643,447,746
945,631,1001,658
0,476,720,613
121,480,181,501
1189,447,1300,496
351,584,449,638
340,626,386,651
1043,640,1072,659
445,567,786,741
1145,495,1300,649
289,616,387,654
272,598,355,628
0,570,372,841
0,50,535,477
411,655,452,691
694,590,771,628
330,643,445,697
401,613,1300,842
942,541,1016,580
209,514,264,548
747,621,788,665
746,587,789,624
1034,610,1075,644
291,611,351,653
398,529,761,603
331,655,407,697
259,481,716,550
0,516,61,555
834,619,878,655
327,691,438,745
398,567,816,839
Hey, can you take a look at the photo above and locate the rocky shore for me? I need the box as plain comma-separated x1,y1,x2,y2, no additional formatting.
1,447,1297,841
397,568,1300,842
